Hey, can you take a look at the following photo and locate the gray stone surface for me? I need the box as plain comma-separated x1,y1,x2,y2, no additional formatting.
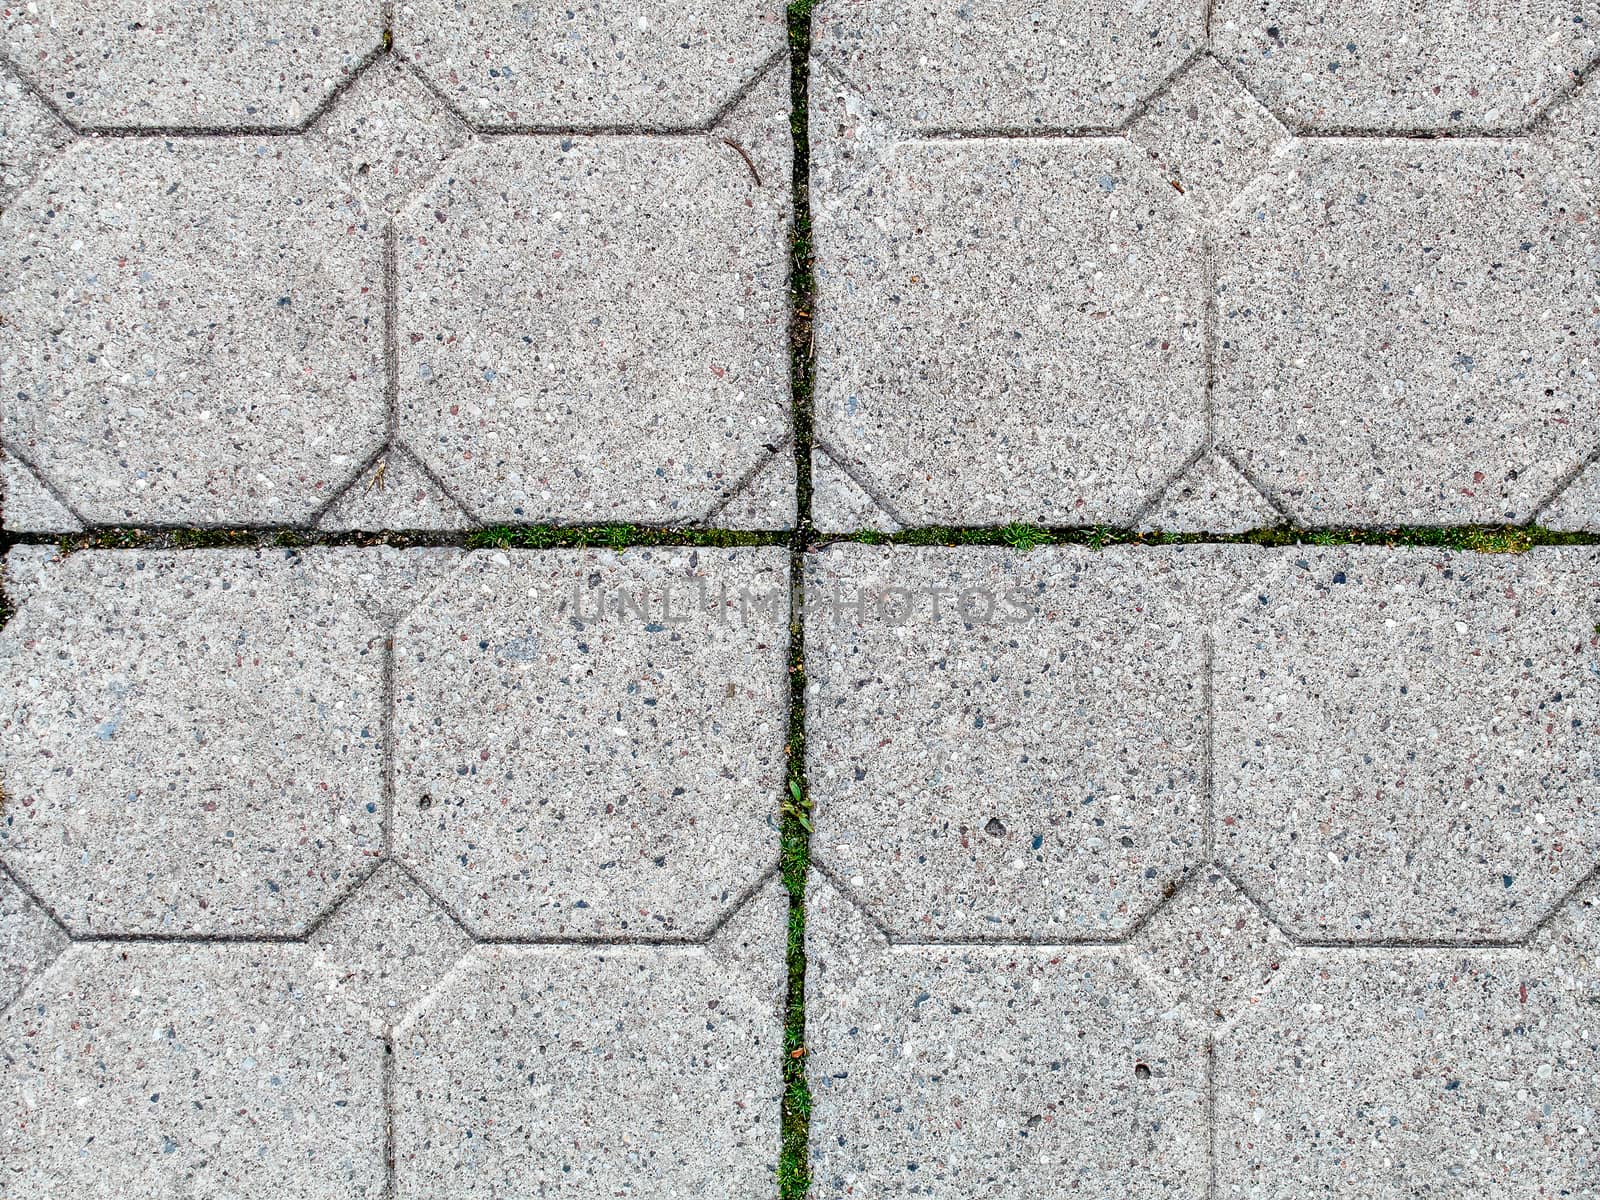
0,943,387,1198
0,137,386,527
1138,453,1281,534
316,446,476,531
392,549,789,939
0,550,389,936
309,862,472,1023
1542,459,1600,531
706,444,799,530
1125,54,1288,212
0,64,69,205
807,545,1260,940
0,452,80,533
2,2,382,130
811,447,901,533
399,0,786,129
396,135,790,525
813,1,1202,130
813,131,1205,525
1213,548,1600,943
805,875,1210,1197
0,871,65,1013
393,877,787,1198
1213,0,1600,133
1214,948,1600,1197
1214,139,1599,526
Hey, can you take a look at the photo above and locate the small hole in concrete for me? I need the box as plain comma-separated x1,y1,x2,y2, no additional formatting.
1134,1062,1152,1080
984,817,1005,837
418,794,433,809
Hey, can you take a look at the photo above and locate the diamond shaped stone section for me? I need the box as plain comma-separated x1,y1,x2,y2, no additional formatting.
1216,950,1600,1196
1214,548,1600,943
398,137,789,523
1213,0,1600,133
2,2,380,130
805,877,1208,1197
807,545,1264,940
0,139,385,526
815,137,1204,525
1129,868,1289,1024
0,551,387,936
314,59,470,215
394,879,786,1197
0,944,386,1198
1126,55,1287,210
393,549,788,939
400,0,786,128
0,873,65,1012
0,67,69,206
1542,459,1600,531
814,0,1202,130
309,863,471,1020
1215,139,1599,526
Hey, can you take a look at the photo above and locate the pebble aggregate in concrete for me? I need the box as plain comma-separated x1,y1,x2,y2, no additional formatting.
1213,139,1600,526
1212,0,1600,133
399,0,787,129
807,545,1261,941
392,549,789,939
394,878,787,1198
0,138,386,526
397,135,791,525
813,134,1205,526
0,551,388,936
0,943,388,1198
2,2,382,130
1213,547,1600,944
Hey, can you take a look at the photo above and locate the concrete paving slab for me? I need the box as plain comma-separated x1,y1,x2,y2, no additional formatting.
392,549,789,939
1212,0,1600,134
0,550,394,936
1542,459,1600,531
0,138,386,527
1138,453,1281,534
805,875,1210,1198
1214,947,1600,1197
813,0,1202,131
0,870,66,1013
0,64,69,205
1213,547,1600,944
393,877,786,1199
813,133,1205,526
398,0,786,129
396,135,790,525
807,544,1262,941
2,2,383,130
1214,138,1600,526
0,943,387,1198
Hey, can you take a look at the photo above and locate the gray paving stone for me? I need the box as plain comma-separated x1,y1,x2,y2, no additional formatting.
813,132,1205,526
399,0,786,129
1125,54,1289,212
309,862,472,1024
0,871,65,1013
392,548,789,939
811,447,901,533
0,452,80,533
1213,548,1600,944
393,877,786,1198
0,64,69,205
1127,866,1291,1026
1214,947,1600,1197
1542,460,1600,531
0,943,386,1198
1214,138,1600,526
2,2,383,130
805,875,1209,1198
0,138,386,527
316,446,477,531
807,544,1261,940
2,545,61,613
396,135,790,525
312,57,472,216
1212,0,1600,133
0,550,390,936
706,445,798,530
1137,453,1281,534
813,0,1202,131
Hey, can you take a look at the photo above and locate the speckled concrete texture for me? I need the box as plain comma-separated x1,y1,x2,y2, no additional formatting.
5,4,1600,1197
